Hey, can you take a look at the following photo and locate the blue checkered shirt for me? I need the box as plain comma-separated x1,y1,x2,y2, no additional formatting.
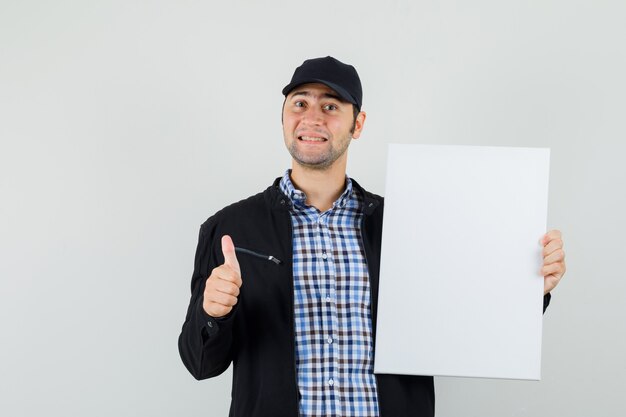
279,170,380,417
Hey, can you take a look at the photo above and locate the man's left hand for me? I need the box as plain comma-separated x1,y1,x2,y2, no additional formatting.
541,229,566,295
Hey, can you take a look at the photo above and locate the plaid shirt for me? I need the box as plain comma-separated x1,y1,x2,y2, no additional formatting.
280,171,380,417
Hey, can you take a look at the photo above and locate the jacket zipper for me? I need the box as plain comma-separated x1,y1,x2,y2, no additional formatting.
359,211,383,415
234,246,282,265
288,220,300,416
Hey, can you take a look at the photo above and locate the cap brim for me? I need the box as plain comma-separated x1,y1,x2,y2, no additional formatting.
282,78,358,109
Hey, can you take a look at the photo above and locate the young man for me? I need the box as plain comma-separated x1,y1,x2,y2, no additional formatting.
178,56,566,417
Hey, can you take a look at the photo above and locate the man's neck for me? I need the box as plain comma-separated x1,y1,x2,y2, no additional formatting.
290,162,347,212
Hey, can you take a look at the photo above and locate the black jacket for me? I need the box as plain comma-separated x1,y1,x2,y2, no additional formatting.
178,178,436,416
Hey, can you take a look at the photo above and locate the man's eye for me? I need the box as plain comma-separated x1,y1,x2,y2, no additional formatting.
294,101,305,108
324,104,337,111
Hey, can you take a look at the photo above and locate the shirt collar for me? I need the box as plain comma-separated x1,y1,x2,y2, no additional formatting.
279,169,354,210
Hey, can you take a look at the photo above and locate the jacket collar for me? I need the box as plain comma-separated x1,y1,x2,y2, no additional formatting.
266,176,381,216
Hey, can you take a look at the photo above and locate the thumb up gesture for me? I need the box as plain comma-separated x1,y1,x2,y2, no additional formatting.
203,235,242,318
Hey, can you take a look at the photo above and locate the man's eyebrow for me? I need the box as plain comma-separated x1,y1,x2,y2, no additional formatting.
323,92,344,101
290,90,346,102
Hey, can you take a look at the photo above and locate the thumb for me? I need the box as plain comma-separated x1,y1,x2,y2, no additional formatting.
221,235,240,273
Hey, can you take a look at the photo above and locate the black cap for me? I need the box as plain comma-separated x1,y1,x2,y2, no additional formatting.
282,56,363,110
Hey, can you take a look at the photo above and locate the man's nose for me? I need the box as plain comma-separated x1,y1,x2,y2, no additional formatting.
302,106,324,125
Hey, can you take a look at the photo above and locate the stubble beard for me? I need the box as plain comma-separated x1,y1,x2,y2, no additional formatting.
286,134,351,170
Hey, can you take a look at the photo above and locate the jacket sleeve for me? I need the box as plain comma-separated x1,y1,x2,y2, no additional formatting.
543,292,551,313
178,222,236,380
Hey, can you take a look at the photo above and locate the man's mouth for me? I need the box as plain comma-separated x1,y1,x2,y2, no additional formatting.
298,135,327,142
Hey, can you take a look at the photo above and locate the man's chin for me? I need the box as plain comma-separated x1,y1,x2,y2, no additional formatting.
288,148,333,169
293,158,333,170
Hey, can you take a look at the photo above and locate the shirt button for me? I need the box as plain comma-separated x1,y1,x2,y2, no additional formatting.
326,296,331,302
328,379,334,386
322,252,328,259
327,337,333,344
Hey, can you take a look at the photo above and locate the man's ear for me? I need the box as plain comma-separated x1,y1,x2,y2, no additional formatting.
352,111,367,139
281,98,286,124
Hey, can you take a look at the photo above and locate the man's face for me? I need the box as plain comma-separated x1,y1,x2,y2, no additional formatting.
282,83,364,170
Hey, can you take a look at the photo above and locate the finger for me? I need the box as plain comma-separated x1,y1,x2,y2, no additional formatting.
544,274,560,294
222,235,241,274
543,248,565,265
542,238,564,257
541,262,564,278
204,301,234,318
540,229,562,246
206,291,239,308
211,265,243,287
213,279,241,298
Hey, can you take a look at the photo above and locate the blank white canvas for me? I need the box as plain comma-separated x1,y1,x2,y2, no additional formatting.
374,144,550,380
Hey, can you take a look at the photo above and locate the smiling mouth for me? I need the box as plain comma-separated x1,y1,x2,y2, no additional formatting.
298,135,327,142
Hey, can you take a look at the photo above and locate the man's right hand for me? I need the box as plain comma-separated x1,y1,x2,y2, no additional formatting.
203,235,242,318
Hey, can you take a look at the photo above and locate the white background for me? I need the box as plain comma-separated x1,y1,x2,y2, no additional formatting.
1,1,624,416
